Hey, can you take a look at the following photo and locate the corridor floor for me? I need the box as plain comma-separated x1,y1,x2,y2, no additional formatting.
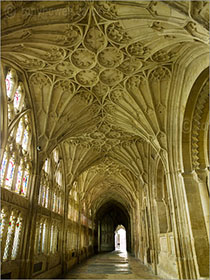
63,250,161,279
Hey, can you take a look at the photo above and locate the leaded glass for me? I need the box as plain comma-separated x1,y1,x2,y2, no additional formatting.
5,70,16,99
15,166,23,193
11,217,22,259
0,152,7,184
22,128,29,151
22,169,29,196
42,223,46,253
16,120,24,144
13,86,22,111
3,214,15,260
5,157,15,189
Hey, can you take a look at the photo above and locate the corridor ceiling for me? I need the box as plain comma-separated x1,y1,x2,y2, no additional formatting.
2,1,209,214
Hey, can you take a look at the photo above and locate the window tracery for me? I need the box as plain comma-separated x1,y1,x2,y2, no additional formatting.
34,217,48,255
68,185,79,222
0,68,32,198
49,220,60,254
1,206,23,262
38,148,64,214
5,69,25,123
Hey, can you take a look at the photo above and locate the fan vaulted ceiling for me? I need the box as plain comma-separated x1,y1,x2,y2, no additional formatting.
1,1,209,213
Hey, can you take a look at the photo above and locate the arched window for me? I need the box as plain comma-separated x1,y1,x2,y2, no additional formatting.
38,147,64,214
5,69,25,123
38,159,50,208
1,206,23,262
34,217,48,255
49,220,60,254
0,68,32,198
68,182,79,222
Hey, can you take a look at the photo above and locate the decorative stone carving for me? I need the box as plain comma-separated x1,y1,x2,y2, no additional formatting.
109,88,124,103
76,70,98,86
106,22,131,44
56,25,82,47
71,49,96,69
149,67,170,81
43,47,65,62
84,26,107,53
184,21,208,43
151,50,174,62
98,47,123,68
99,69,123,86
92,82,109,97
127,42,150,58
66,1,88,23
55,61,75,77
95,2,118,20
30,72,51,88
118,57,143,74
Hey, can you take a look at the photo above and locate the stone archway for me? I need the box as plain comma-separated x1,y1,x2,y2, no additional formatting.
115,225,126,251
95,201,131,253
182,67,209,278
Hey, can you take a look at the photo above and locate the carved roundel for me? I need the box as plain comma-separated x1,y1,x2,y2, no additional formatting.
98,47,124,68
118,57,143,75
92,82,109,97
127,42,150,58
76,70,98,86
99,69,123,86
71,48,96,69
109,88,124,103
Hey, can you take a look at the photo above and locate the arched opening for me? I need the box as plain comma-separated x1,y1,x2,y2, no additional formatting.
95,201,131,254
182,67,209,277
115,225,126,252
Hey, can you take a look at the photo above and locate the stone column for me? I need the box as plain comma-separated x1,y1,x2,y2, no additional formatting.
97,221,101,253
196,168,209,240
182,171,209,278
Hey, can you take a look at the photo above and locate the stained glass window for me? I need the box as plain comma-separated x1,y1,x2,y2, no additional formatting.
5,157,15,189
44,159,49,174
42,223,46,253
15,165,23,194
22,128,29,151
16,119,24,144
38,223,42,254
0,209,6,241
5,69,16,99
45,187,49,208
3,213,15,260
11,217,22,259
22,168,29,196
0,152,8,185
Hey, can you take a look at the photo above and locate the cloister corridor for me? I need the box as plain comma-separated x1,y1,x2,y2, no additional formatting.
61,251,161,279
1,1,209,279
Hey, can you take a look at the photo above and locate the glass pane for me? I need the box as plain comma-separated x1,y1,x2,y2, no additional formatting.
0,152,8,185
21,170,29,196
5,70,15,99
42,223,46,253
44,159,49,173
50,225,53,252
0,209,6,241
16,120,24,144
3,214,15,260
13,87,22,111
38,223,42,254
11,217,22,259
45,188,49,208
5,158,15,189
15,166,23,193
22,128,29,151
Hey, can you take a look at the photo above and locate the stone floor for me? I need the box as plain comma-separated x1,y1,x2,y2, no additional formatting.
63,250,162,279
